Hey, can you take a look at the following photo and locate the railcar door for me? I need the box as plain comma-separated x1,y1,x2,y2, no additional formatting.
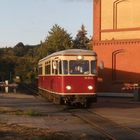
51,59,63,92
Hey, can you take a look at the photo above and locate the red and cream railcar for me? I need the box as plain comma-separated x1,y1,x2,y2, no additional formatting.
38,49,97,107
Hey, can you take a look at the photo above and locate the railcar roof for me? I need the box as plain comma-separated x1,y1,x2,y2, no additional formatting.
39,49,96,62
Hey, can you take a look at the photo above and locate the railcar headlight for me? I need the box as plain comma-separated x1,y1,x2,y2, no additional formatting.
66,85,72,90
88,85,93,90
77,55,84,60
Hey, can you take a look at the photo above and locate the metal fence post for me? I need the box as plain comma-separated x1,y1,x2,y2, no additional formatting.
5,80,9,93
133,85,140,101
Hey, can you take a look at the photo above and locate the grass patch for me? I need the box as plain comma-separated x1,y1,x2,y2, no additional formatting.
32,132,71,140
15,110,24,115
26,109,42,117
0,107,42,116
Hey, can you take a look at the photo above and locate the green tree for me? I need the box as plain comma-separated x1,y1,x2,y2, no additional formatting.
36,41,48,59
45,24,72,55
14,57,36,84
13,42,28,57
0,57,15,81
73,25,90,49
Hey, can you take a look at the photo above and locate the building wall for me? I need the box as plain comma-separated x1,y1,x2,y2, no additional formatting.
93,0,140,92
101,0,140,40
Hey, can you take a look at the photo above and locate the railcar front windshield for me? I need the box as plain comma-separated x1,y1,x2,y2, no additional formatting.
69,60,89,74
61,60,97,75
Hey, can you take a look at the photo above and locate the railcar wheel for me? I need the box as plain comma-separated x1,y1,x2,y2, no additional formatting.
60,97,65,105
53,94,59,104
81,99,90,108
53,94,65,105
92,95,97,102
82,102,88,108
81,99,88,108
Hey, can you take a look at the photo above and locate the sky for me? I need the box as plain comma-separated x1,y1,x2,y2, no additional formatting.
0,0,92,47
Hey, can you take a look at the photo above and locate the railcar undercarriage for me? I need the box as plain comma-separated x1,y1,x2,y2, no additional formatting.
39,89,97,108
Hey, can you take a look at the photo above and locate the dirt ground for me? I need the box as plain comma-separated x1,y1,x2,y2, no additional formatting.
0,93,140,140
0,93,103,140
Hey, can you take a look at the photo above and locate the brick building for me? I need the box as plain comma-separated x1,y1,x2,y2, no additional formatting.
93,0,140,92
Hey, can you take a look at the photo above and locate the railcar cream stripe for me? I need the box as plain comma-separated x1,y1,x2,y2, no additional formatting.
39,87,96,95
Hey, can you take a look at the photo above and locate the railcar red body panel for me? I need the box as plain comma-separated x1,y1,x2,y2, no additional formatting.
39,75,97,94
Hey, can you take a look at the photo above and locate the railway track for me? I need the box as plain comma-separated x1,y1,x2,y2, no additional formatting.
18,84,140,139
19,83,38,95
68,109,140,140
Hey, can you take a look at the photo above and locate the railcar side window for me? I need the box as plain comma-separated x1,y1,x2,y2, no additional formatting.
52,60,58,75
45,61,51,74
45,65,51,74
63,60,68,74
38,67,42,75
91,60,97,74
69,60,89,74
52,60,54,74
59,61,62,74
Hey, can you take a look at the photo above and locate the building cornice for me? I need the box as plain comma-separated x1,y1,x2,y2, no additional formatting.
93,39,140,46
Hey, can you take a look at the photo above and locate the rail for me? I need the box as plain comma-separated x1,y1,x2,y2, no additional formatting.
68,109,140,140
19,83,38,95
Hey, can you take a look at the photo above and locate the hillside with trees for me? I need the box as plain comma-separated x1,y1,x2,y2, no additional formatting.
0,24,92,88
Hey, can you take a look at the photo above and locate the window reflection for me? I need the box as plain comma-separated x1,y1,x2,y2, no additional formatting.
63,60,68,74
69,60,89,74
91,60,97,74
